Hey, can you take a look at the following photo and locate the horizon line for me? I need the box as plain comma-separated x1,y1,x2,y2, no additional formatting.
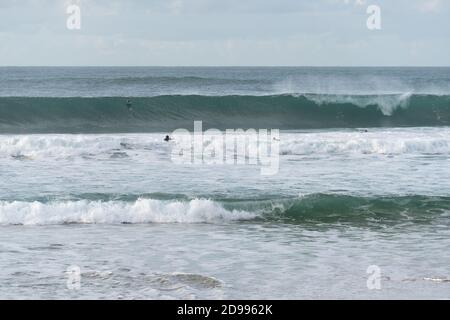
1,65,450,68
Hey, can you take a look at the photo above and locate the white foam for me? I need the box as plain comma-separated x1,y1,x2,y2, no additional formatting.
280,129,450,155
304,93,412,116
0,198,257,225
1,129,450,161
0,134,165,159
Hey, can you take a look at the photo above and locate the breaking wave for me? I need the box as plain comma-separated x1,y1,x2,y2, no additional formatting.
0,198,257,225
0,94,449,133
1,128,450,160
0,194,448,226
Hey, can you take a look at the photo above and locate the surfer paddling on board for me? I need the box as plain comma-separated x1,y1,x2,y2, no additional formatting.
164,135,173,142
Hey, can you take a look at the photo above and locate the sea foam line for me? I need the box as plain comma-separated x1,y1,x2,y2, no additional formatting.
2,130,450,160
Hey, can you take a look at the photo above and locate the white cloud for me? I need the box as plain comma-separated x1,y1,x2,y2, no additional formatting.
417,0,442,13
0,0,449,66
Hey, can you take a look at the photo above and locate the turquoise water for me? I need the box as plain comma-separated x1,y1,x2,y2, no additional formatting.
0,67,449,299
1,94,449,133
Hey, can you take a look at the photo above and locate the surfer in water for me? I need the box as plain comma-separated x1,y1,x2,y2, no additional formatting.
164,135,172,142
126,99,133,111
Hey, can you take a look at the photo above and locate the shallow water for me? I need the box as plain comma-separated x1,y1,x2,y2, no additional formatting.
0,129,449,299
0,222,449,299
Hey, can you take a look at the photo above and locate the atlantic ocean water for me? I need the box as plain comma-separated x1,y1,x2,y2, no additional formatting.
0,67,449,299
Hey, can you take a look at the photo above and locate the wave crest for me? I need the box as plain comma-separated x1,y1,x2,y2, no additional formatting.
0,198,257,225
0,194,449,226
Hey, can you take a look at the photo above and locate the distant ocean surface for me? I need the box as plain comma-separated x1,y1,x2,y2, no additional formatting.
0,67,449,299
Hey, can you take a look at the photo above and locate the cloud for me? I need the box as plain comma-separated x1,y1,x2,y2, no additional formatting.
417,0,443,13
0,0,449,66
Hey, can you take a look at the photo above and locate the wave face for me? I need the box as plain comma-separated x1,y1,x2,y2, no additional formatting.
0,94,449,133
276,194,450,225
0,194,448,226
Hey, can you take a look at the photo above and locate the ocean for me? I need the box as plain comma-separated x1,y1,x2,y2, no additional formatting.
0,67,449,299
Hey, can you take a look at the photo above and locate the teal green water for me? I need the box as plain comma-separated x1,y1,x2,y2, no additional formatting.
0,94,449,133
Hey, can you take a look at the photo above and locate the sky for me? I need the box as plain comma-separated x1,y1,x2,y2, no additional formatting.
0,0,449,66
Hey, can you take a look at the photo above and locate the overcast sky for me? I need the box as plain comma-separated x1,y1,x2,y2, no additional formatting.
0,0,449,66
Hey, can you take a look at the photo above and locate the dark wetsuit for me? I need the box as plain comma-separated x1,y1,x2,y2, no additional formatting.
126,100,132,111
